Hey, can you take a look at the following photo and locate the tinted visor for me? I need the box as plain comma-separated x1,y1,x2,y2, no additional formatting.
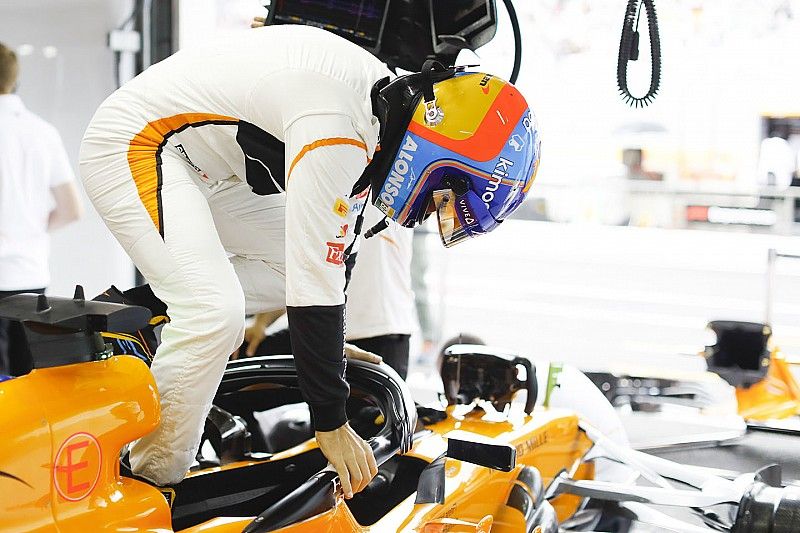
432,189,472,248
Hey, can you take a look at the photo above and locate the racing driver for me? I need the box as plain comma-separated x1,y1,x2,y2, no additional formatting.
79,24,540,493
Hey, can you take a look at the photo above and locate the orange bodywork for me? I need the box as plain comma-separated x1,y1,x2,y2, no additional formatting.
182,407,593,533
736,348,800,421
410,407,593,527
1,353,593,533
0,355,171,532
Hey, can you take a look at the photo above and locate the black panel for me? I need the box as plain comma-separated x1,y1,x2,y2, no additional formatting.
0,291,152,373
447,437,516,472
0,292,151,334
347,456,429,525
171,449,328,531
269,0,389,50
150,0,174,64
242,470,337,533
236,121,286,196
414,454,445,504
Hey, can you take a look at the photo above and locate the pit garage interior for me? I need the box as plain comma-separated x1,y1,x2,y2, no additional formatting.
3,1,800,532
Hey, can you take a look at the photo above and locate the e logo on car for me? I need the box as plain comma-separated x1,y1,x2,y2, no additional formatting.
53,432,102,501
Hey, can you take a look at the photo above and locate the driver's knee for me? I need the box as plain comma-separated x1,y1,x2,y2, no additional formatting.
230,255,286,315
202,290,246,353
166,280,246,359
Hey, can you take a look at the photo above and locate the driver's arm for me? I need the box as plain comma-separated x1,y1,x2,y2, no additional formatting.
284,113,378,497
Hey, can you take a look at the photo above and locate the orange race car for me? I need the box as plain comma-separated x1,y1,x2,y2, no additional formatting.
2,290,799,532
586,320,800,434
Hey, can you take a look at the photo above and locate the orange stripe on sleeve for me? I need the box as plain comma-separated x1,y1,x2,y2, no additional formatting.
287,137,370,180
379,234,399,249
127,113,238,235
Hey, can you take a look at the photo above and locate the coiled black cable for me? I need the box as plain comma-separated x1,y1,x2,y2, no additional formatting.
617,0,661,107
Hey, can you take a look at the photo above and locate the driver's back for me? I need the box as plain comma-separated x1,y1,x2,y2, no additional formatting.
83,25,390,187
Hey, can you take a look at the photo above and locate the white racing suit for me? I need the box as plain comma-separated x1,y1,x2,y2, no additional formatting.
79,25,391,485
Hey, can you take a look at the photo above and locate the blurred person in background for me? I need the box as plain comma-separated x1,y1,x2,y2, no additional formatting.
758,125,795,189
241,201,416,379
411,225,439,364
0,42,82,375
344,203,415,378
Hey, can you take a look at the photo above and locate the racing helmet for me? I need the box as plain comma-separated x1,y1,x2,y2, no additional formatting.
368,61,541,247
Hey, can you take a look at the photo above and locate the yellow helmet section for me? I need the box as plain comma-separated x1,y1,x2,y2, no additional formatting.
410,73,505,141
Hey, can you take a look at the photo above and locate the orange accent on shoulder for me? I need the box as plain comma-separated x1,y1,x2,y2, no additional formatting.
127,113,238,234
288,137,370,179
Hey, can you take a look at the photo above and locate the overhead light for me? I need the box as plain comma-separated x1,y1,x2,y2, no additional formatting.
42,46,58,59
16,44,34,56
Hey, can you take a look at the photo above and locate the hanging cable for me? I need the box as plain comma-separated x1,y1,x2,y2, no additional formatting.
501,0,522,85
617,0,661,107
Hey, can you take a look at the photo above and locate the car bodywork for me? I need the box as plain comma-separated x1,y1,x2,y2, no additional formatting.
0,291,588,532
586,320,800,432
2,292,800,532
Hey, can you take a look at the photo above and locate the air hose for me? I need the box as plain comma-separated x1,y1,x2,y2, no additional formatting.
617,0,661,107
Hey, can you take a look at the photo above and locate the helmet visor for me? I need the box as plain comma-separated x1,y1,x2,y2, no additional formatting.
432,189,471,248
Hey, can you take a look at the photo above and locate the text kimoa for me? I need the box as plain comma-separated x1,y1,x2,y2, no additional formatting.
483,157,514,207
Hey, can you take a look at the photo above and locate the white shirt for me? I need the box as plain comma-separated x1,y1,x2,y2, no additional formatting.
0,94,75,290
346,204,416,339
758,136,795,189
